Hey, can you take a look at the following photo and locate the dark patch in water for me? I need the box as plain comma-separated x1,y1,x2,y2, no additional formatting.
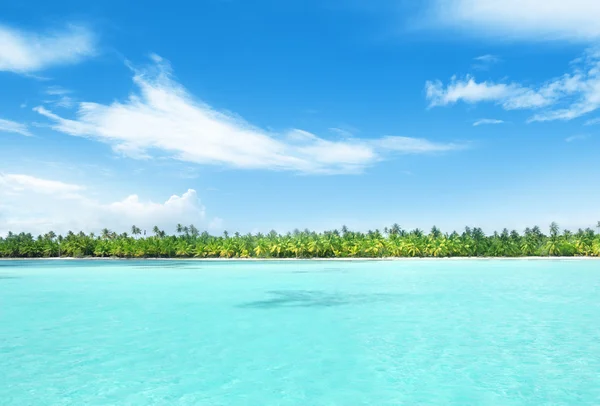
238,290,400,309
0,275,20,280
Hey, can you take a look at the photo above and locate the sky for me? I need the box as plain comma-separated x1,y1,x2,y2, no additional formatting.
1,0,599,236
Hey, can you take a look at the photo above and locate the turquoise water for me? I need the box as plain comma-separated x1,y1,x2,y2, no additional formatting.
1,260,600,405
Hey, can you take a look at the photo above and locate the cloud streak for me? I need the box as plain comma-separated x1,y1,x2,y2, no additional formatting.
374,136,463,153
565,134,589,142
0,24,95,74
0,118,32,136
0,173,82,194
34,55,463,174
472,54,501,71
584,117,600,126
473,119,504,126
429,0,600,41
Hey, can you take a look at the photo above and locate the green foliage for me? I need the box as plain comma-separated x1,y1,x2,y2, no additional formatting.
1,223,599,258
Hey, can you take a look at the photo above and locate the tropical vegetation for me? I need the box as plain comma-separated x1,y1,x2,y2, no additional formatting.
2,222,600,258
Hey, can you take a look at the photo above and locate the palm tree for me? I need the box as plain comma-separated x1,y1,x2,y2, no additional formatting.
544,222,562,256
253,239,269,257
175,240,192,257
101,228,112,240
404,239,421,257
4,221,600,259
189,224,199,237
131,225,142,237
549,222,560,238
430,226,442,239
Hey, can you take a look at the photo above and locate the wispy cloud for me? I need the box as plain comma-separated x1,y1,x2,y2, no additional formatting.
45,85,72,96
427,48,600,123
43,92,76,109
472,54,501,70
473,118,504,126
474,55,500,63
44,86,76,108
565,134,590,142
0,173,82,194
0,24,95,74
0,173,216,235
328,127,356,138
373,136,465,153
428,0,600,41
52,96,75,108
584,117,600,126
34,55,464,174
425,75,556,109
0,118,32,136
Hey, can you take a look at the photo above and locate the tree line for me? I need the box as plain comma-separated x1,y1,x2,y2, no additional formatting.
1,222,600,258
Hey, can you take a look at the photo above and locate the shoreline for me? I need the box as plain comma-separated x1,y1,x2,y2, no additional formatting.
1,257,599,261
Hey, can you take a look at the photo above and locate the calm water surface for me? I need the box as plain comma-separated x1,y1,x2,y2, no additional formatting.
1,260,600,405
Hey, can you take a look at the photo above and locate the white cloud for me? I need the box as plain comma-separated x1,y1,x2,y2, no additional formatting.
328,127,355,138
427,49,600,122
425,75,578,110
374,136,464,153
527,105,596,122
0,118,32,136
473,118,504,126
33,56,462,174
103,190,206,233
0,173,83,195
43,96,75,109
430,0,600,41
53,96,75,108
0,173,213,235
474,54,500,63
472,54,501,70
43,86,76,108
426,77,514,107
0,24,95,74
45,86,72,96
565,134,590,142
584,117,600,126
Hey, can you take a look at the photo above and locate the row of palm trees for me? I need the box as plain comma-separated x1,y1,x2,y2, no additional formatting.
1,222,600,258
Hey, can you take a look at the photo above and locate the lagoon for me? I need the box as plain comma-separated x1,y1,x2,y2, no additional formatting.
1,259,599,405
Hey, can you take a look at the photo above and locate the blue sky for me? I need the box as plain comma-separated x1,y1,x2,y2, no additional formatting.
1,0,599,235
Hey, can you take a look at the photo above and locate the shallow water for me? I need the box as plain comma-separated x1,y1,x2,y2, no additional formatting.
1,259,600,405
